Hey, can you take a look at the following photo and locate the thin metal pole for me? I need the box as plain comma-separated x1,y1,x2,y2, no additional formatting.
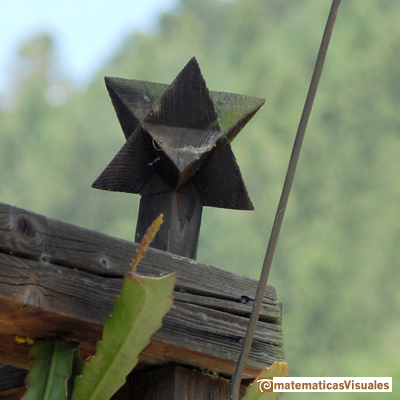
230,1,342,398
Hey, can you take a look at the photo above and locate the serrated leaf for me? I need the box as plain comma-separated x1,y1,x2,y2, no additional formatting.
242,361,289,400
71,272,176,400
22,340,80,400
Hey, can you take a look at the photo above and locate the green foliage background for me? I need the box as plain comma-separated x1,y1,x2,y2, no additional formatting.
1,0,398,397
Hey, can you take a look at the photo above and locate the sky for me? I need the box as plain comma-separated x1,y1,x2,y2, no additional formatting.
0,0,178,93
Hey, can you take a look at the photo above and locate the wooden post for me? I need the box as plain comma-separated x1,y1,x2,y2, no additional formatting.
92,57,264,258
135,180,203,258
91,58,266,398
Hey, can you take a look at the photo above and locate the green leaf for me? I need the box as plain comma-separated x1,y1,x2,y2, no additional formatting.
71,272,176,400
22,340,80,400
242,361,289,400
68,343,84,399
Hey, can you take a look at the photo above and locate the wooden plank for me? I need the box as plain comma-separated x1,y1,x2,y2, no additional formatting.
0,202,284,378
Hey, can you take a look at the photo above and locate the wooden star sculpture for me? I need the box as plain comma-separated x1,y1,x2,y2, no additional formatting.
92,57,264,259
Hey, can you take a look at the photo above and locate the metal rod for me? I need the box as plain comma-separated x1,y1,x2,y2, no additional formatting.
230,1,342,398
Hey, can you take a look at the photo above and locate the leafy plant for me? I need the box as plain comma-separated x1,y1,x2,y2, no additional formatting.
21,340,81,400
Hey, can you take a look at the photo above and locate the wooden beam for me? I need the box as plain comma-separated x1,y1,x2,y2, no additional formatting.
0,202,284,379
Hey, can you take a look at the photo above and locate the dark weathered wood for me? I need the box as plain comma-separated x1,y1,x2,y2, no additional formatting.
136,181,203,258
93,58,256,210
0,363,26,400
0,335,31,371
104,76,265,143
0,388,26,400
141,57,221,190
0,203,284,379
126,62,216,258
192,137,253,209
0,364,26,392
92,58,258,260
111,366,247,400
105,78,169,141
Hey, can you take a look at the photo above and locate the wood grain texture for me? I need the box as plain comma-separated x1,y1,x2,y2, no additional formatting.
193,137,253,209
0,364,26,392
135,180,203,258
95,58,224,194
92,125,157,194
105,77,169,140
111,366,247,400
93,57,260,211
0,387,26,400
0,363,27,400
0,202,284,379
104,75,265,143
